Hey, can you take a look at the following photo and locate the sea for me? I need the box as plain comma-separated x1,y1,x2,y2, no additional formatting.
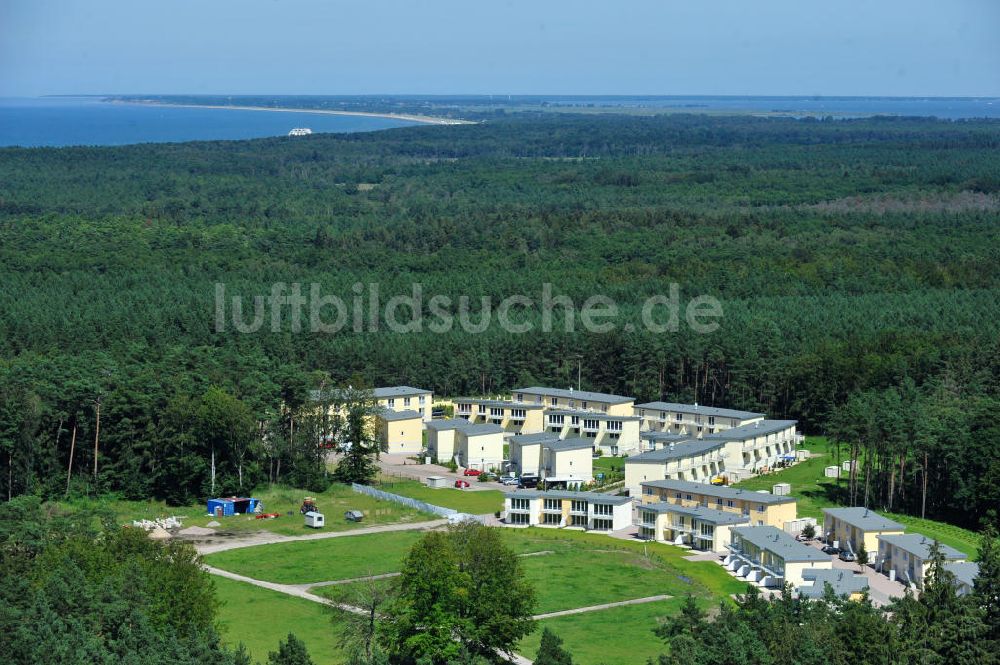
0,97,419,148
1,96,998,148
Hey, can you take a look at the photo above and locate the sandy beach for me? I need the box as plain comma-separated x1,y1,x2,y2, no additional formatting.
111,99,475,126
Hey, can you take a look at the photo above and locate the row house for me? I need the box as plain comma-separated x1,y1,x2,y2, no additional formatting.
505,490,633,531
424,419,504,471
634,402,763,436
511,386,636,416
508,433,593,484
638,501,748,553
374,386,433,422
639,479,798,529
726,526,832,588
625,439,727,493
544,409,641,455
877,534,967,588
701,420,801,478
454,398,545,434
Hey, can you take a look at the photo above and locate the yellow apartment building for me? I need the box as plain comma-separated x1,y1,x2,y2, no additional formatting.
512,386,635,416
638,502,749,553
376,408,423,454
727,526,832,588
822,507,905,555
639,479,797,529
454,398,546,434
374,386,433,422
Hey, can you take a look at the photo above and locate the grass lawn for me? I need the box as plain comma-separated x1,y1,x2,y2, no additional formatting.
204,529,426,584
214,576,343,665
733,437,980,556
517,598,683,665
62,483,430,537
377,478,506,514
592,455,626,483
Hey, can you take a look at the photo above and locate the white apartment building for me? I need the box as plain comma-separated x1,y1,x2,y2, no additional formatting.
505,490,633,531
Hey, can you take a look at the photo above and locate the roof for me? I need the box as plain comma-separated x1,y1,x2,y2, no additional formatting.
641,478,796,505
822,507,905,533
944,561,979,588
731,526,830,562
509,432,562,446
513,386,635,405
799,569,870,598
378,408,423,422
877,533,966,560
703,420,798,441
546,409,641,421
639,502,749,525
543,437,594,452
635,402,764,420
508,489,632,506
627,439,725,464
454,398,545,410
460,423,505,436
640,432,693,443
373,386,431,398
425,418,471,431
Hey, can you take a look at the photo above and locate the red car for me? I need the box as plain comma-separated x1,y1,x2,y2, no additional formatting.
463,468,482,477
454,479,470,488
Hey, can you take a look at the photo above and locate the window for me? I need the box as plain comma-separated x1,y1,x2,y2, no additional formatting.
543,499,561,511
516,393,524,402
716,497,723,506
660,411,666,420
708,416,715,425
478,404,487,413
583,419,599,430
581,401,588,410
592,518,613,531
551,397,559,406
511,409,526,419
641,510,656,525
674,492,682,500
593,503,613,516
387,398,395,407
510,498,530,511
509,512,529,525
601,405,608,413
571,415,579,425
607,421,622,432
568,400,576,409
543,513,561,525
643,486,654,495
490,407,503,417
756,504,765,513
685,494,693,501
570,515,588,527
404,397,411,406
419,395,425,405
675,413,682,422
727,500,734,508
549,414,564,426
571,500,587,513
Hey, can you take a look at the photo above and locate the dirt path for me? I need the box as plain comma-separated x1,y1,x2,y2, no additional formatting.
204,565,533,664
532,595,672,620
193,518,448,555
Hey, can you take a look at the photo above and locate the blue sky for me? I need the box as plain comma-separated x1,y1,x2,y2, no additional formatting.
2,0,998,97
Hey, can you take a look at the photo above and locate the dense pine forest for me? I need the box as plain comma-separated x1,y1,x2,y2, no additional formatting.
1,113,999,527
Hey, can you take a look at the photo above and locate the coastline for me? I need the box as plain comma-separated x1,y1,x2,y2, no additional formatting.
107,99,475,126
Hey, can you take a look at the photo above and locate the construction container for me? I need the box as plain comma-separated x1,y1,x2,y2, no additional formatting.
824,466,840,478
425,475,448,489
772,483,791,496
842,460,857,472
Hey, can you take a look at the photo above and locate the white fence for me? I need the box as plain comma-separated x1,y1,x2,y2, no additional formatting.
351,483,457,518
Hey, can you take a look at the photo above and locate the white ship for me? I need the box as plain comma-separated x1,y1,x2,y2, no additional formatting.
288,128,313,136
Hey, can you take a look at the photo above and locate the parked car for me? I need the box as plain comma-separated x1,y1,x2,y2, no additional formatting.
838,551,857,562
463,468,482,477
454,479,470,488
500,475,520,486
519,475,540,489
821,544,840,555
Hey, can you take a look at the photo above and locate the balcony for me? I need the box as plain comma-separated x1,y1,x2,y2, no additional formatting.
510,413,526,421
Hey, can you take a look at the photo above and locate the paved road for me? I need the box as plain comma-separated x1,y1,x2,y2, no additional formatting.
192,518,448,555
378,453,522,493
533,595,672,620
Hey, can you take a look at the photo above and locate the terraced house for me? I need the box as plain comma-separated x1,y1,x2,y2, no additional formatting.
543,409,641,455
374,386,433,422
376,408,424,454
625,438,727,493
639,479,798,529
726,525,832,588
453,398,545,434
701,419,801,480
512,386,636,416
508,433,594,484
424,419,504,471
638,501,749,552
504,490,633,531
634,402,764,435
876,534,967,588
822,507,905,555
